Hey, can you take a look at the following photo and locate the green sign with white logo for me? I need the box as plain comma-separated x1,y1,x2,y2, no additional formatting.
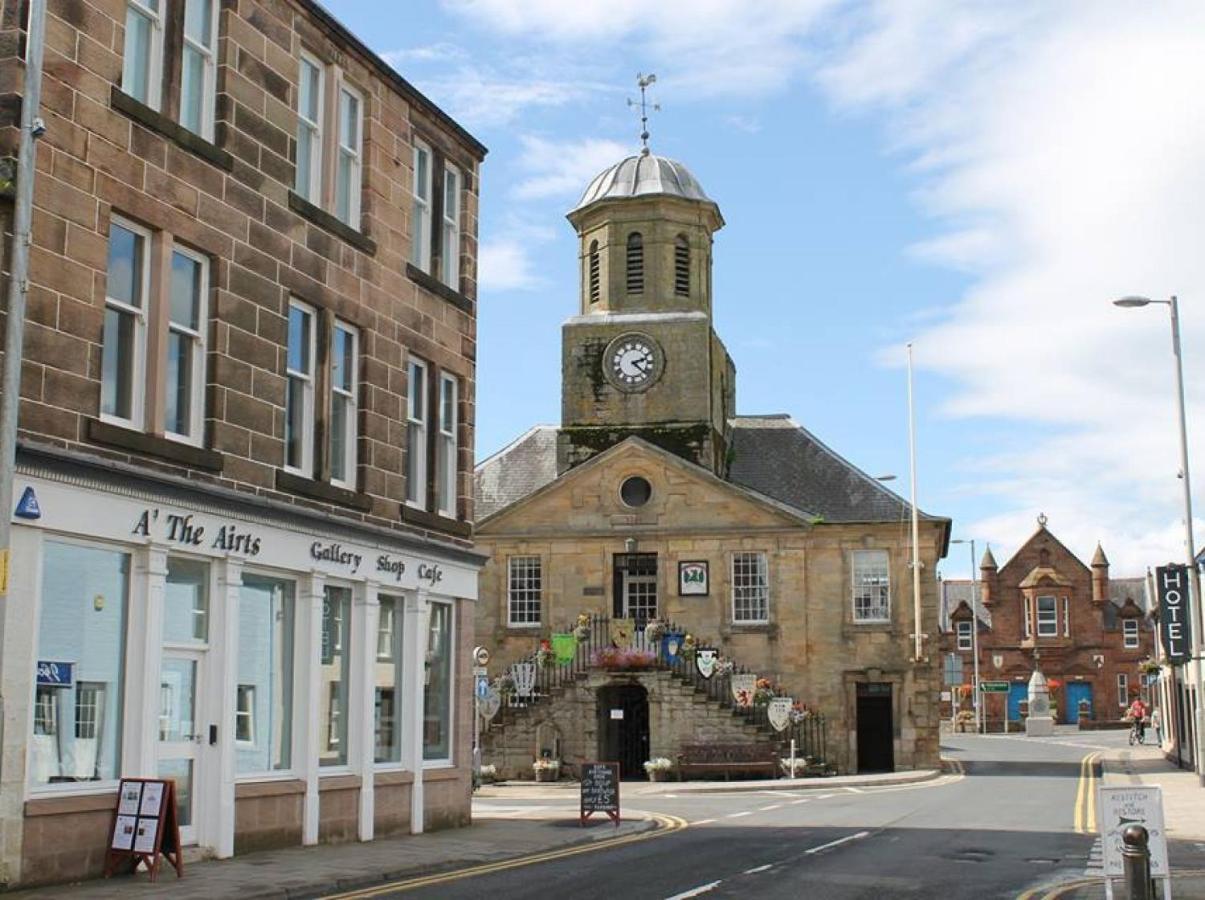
980,681,1010,693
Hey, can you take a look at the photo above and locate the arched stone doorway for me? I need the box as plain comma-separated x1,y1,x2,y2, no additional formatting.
597,684,650,779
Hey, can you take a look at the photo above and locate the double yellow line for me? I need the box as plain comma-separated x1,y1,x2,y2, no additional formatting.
321,813,688,899
1073,751,1100,834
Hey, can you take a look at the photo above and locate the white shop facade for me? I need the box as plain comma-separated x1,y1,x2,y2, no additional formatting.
0,450,482,886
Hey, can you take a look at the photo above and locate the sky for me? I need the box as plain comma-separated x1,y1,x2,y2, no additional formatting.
324,0,1205,578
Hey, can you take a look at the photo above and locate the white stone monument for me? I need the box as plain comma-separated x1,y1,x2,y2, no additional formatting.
1025,668,1054,737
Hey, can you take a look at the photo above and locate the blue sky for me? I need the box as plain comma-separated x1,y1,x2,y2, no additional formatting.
325,0,1205,577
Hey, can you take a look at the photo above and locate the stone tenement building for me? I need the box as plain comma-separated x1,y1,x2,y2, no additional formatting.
0,0,486,887
473,152,951,777
939,518,1154,726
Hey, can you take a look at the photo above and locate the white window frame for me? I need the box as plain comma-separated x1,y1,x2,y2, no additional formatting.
376,602,394,661
405,358,428,509
1117,673,1129,708
122,0,165,110
1063,597,1070,638
295,53,324,202
179,0,219,139
329,321,358,490
1024,598,1033,638
235,684,255,745
335,82,363,228
441,163,461,288
411,140,432,271
284,298,316,476
436,372,458,518
164,243,208,446
956,620,973,652
851,550,890,623
507,556,542,627
1123,618,1140,649
731,551,769,624
1036,595,1058,637
423,599,455,768
101,216,151,430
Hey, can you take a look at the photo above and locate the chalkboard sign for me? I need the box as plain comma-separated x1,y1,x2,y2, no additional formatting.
102,778,183,882
580,761,620,827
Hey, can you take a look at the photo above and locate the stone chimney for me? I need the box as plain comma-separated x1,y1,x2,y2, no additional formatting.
1091,542,1109,607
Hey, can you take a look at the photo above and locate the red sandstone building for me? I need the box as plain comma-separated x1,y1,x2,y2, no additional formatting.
940,518,1154,727
0,0,485,887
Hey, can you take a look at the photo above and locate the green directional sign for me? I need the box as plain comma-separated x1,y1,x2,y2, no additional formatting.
980,681,1010,693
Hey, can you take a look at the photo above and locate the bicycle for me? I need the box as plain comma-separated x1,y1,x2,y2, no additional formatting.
1128,718,1146,746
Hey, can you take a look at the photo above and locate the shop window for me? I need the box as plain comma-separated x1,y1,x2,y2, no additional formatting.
436,372,459,517
163,557,209,643
295,54,324,202
320,586,351,767
507,556,542,627
956,620,973,651
1123,618,1140,649
852,550,890,622
1036,595,1058,637
405,358,428,509
375,595,404,764
235,685,255,744
732,551,769,623
423,601,453,762
235,575,295,774
30,541,129,788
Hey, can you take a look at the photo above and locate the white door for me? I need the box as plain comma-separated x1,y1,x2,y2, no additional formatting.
158,650,204,845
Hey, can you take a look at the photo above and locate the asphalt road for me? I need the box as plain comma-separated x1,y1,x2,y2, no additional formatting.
364,730,1152,899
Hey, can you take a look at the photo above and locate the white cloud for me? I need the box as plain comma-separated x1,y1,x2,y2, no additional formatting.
380,43,468,66
512,135,632,201
478,237,544,292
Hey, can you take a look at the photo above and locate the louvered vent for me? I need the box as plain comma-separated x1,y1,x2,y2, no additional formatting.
626,232,643,294
589,240,600,303
674,235,689,297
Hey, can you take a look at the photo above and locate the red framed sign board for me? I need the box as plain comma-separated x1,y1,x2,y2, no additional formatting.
580,761,620,827
103,778,183,882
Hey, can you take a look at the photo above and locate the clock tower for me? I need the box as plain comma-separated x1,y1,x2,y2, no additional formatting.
557,151,735,475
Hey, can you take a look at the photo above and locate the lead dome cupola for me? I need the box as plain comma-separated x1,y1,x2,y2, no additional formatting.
571,153,714,214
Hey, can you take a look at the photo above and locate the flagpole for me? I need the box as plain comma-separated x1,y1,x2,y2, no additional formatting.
907,343,923,661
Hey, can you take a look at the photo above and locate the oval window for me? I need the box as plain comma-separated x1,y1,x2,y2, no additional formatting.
620,476,652,508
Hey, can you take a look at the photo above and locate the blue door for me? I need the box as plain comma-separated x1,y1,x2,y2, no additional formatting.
1007,683,1028,721
1066,683,1093,723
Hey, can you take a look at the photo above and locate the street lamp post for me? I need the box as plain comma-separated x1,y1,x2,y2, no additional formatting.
1114,295,1205,786
952,539,982,733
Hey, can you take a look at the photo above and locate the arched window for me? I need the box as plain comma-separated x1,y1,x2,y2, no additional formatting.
674,234,689,297
588,240,600,303
626,232,643,294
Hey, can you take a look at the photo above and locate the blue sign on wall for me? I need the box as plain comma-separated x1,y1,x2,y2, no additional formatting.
36,660,73,687
15,486,41,520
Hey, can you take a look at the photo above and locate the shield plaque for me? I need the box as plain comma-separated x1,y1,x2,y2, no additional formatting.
768,697,793,732
512,662,537,698
664,633,684,659
479,687,502,722
695,647,719,679
731,673,757,707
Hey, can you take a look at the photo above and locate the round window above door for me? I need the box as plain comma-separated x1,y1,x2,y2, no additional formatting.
620,476,652,508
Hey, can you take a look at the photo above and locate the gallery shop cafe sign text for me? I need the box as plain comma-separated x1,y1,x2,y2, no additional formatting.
129,507,446,588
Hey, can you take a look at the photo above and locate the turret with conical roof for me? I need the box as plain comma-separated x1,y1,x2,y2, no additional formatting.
980,544,999,606
1091,541,1109,606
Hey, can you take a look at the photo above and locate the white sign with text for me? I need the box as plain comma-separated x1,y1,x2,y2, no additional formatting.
1099,785,1168,878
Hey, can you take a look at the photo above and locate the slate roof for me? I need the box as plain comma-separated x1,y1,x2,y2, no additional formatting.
473,415,947,533
939,580,992,631
941,576,1151,633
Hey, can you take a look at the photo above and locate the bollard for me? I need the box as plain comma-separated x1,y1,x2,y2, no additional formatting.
1121,824,1155,900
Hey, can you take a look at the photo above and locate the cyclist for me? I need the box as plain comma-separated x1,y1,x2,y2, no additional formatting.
1127,697,1148,744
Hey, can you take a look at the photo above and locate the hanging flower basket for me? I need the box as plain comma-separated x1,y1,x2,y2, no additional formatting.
592,647,657,671
644,620,668,645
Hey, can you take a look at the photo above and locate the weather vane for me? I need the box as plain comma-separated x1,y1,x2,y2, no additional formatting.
627,73,660,156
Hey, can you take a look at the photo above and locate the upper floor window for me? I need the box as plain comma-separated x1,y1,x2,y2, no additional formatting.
1117,673,1129,708
411,141,432,272
294,54,324,203
507,556,542,627
180,0,218,139
441,164,461,288
122,0,164,110
1036,595,1058,637
626,232,644,294
1024,598,1033,637
436,372,458,517
329,322,359,489
1123,618,1140,649
852,550,890,622
956,620,973,651
674,235,690,297
588,240,600,303
102,218,209,444
1063,597,1070,637
405,358,428,509
284,300,316,475
335,85,363,227
732,551,769,623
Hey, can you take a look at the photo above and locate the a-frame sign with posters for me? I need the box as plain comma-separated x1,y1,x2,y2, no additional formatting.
103,778,184,881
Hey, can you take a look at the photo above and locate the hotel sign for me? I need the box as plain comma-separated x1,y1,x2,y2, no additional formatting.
1155,564,1192,665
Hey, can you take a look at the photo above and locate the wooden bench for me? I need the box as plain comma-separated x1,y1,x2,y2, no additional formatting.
676,743,779,781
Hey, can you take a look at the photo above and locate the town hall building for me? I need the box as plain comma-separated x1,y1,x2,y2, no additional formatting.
473,150,951,777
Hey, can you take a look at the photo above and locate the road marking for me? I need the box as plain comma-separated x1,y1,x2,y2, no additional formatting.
726,811,752,818
743,864,773,874
815,793,835,800
804,830,871,855
1073,751,1100,834
789,799,809,805
320,813,688,898
665,880,722,899
845,787,864,794
759,804,782,811
693,818,717,826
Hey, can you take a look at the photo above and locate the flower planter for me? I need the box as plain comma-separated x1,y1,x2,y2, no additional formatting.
534,766,559,783
648,769,671,782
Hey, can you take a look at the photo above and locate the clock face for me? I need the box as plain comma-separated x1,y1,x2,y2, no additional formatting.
607,335,660,390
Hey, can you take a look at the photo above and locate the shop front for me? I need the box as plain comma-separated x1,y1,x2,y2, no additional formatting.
1,455,481,886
